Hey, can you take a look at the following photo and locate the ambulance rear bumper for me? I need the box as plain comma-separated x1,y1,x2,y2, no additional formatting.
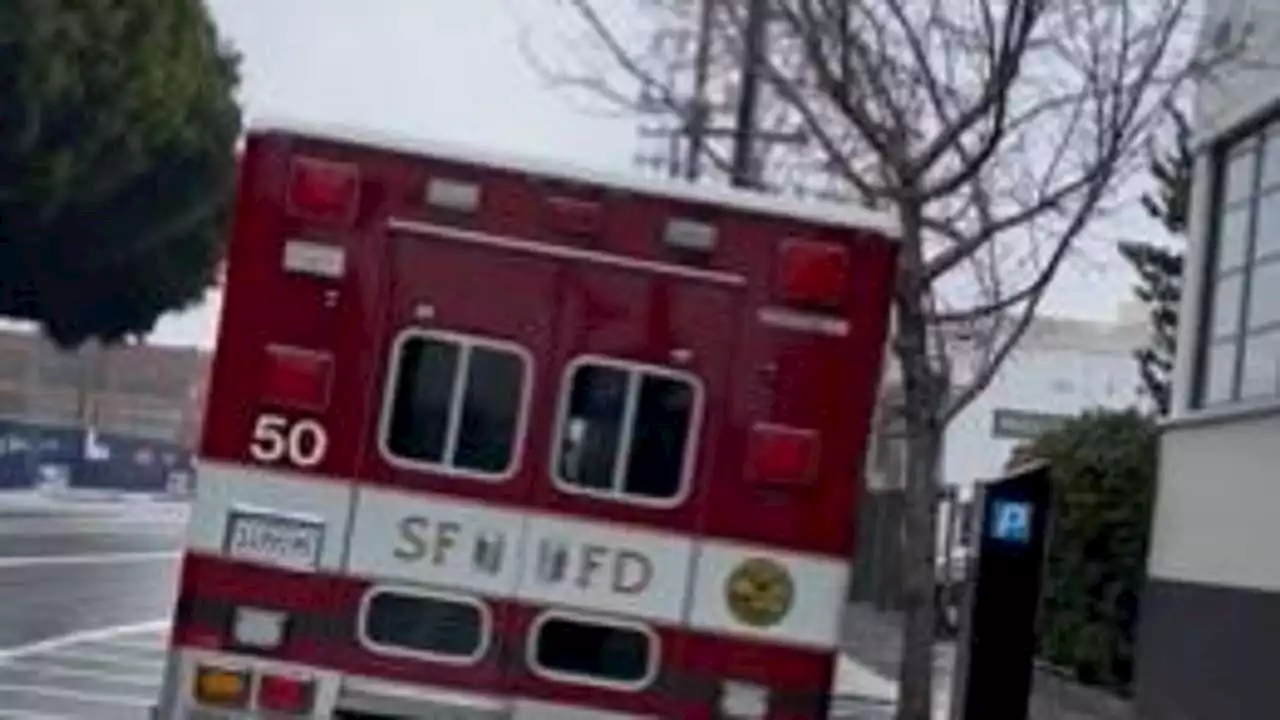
159,648,654,720
335,675,508,719
335,678,658,720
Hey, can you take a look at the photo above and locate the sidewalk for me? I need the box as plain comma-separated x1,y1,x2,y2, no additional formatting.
837,603,1132,720
833,601,952,716
831,652,951,719
0,488,190,521
831,607,953,719
0,489,126,517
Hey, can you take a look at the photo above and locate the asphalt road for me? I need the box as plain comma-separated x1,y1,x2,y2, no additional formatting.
0,623,168,720
0,500,898,719
0,513,184,558
0,501,183,719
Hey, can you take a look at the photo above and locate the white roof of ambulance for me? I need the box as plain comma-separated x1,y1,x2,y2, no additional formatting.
250,117,901,239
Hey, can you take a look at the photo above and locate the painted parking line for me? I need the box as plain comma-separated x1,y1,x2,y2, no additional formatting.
0,659,159,687
0,552,180,570
0,620,169,663
0,620,169,718
13,650,164,678
0,709,71,719
76,637,169,654
0,622,921,718
0,682,154,706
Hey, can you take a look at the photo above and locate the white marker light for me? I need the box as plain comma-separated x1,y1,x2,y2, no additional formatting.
232,607,288,649
663,218,718,252
719,680,769,718
282,239,346,279
426,178,482,213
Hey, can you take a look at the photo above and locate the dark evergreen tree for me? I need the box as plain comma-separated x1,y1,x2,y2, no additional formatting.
1029,409,1160,693
0,0,241,346
1119,103,1190,415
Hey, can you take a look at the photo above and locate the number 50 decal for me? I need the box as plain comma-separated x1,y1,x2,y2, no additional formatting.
249,414,329,468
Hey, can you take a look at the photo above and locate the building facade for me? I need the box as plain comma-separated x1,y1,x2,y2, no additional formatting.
1134,3,1280,718
0,328,208,443
850,312,1146,606
944,314,1147,490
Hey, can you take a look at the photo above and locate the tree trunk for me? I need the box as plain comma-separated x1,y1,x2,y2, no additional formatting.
893,201,943,720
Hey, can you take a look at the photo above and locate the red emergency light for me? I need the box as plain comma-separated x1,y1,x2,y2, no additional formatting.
256,673,315,715
286,156,361,226
746,423,819,488
777,238,850,309
262,345,334,411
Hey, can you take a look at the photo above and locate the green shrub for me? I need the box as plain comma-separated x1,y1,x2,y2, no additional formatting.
1021,408,1158,694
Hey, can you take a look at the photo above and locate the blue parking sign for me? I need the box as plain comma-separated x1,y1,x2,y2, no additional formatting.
988,499,1032,545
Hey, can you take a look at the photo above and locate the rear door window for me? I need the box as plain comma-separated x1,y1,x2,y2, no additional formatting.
528,612,657,690
381,330,531,480
552,358,700,506
360,587,489,664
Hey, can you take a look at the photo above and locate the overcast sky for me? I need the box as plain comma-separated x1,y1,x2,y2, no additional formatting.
148,0,1152,347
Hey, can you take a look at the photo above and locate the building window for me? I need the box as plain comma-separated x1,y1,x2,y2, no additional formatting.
1199,123,1280,406
380,330,531,479
551,358,701,507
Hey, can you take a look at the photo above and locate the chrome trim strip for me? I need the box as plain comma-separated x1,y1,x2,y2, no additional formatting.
387,217,748,288
757,307,851,337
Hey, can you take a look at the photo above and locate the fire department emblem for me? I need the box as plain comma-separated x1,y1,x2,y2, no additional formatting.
724,557,794,628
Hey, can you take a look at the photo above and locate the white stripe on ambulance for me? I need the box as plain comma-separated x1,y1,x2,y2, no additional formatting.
187,461,848,650
347,486,525,598
517,513,694,623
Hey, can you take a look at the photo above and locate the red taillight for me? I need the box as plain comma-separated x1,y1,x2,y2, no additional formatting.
262,345,334,411
256,673,315,715
777,238,849,309
286,156,360,225
747,423,819,488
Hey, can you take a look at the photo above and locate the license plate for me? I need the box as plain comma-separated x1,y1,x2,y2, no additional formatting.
224,510,324,571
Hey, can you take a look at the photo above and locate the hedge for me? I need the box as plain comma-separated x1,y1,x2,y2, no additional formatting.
1019,408,1159,694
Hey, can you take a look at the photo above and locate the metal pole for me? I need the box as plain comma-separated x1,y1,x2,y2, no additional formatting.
668,131,682,178
684,0,716,181
730,0,767,188
940,483,961,635
665,61,683,179
74,348,90,426
89,344,105,427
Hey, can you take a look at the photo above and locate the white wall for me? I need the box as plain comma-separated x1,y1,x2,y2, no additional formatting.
1148,411,1280,592
942,319,1146,494
1171,0,1280,415
1150,0,1280,591
1192,0,1280,145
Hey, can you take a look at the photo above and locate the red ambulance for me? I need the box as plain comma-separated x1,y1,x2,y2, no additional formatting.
155,117,899,719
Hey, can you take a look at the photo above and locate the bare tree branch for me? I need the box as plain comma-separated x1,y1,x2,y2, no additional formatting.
901,0,1037,195
531,0,1237,717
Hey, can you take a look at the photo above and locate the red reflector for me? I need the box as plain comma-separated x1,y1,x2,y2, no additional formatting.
777,238,850,309
263,345,333,411
286,156,360,225
545,196,603,236
747,424,819,487
257,673,315,715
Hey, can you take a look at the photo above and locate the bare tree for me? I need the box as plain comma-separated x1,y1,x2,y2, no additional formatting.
527,0,1233,717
